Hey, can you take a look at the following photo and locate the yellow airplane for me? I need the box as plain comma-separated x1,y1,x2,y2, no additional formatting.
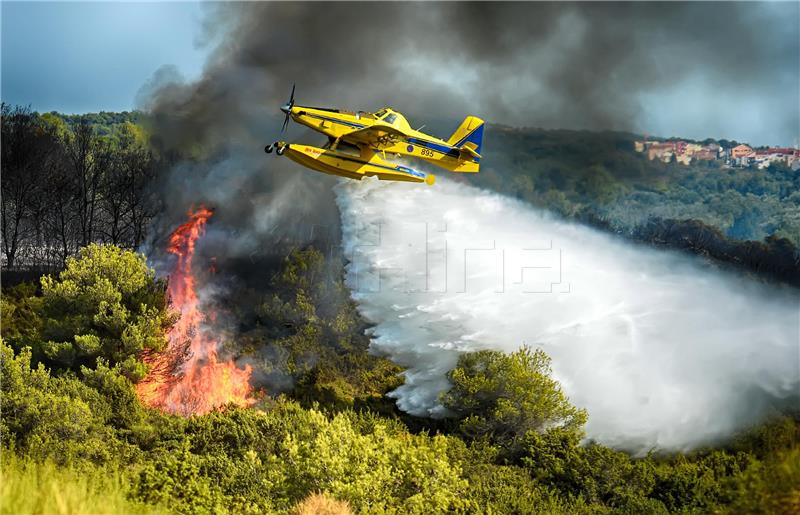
264,86,484,185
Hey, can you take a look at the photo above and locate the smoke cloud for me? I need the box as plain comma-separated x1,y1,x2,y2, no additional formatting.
336,177,800,452
144,2,798,151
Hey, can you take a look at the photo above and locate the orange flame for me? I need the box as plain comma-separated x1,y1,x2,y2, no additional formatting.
136,207,255,416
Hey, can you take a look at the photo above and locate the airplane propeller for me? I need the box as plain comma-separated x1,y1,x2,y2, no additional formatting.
280,83,296,134
265,84,295,154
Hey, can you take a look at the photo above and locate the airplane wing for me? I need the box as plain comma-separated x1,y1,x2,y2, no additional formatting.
343,124,408,148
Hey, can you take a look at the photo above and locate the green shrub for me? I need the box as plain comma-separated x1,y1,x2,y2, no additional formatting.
267,409,466,512
38,243,171,379
0,340,135,465
441,346,587,456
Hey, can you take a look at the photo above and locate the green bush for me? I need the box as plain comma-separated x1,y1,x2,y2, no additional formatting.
38,243,171,379
0,340,134,466
441,346,587,456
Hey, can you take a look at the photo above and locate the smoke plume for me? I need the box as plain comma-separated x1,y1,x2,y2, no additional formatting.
144,2,798,150
336,177,800,452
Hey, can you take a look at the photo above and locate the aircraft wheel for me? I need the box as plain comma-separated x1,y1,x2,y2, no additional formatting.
276,145,286,156
264,144,273,154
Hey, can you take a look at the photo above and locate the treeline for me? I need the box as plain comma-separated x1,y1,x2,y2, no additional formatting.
629,219,800,287
2,244,798,513
1,104,159,272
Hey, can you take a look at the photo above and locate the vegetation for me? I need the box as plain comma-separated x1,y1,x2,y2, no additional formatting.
442,347,586,456
2,245,798,513
232,247,405,414
477,126,799,284
0,455,167,515
36,243,171,379
2,106,795,283
1,104,159,272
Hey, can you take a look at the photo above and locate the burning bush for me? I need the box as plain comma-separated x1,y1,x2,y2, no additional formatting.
136,207,255,416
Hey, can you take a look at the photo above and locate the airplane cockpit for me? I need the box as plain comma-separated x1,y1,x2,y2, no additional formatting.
374,108,411,131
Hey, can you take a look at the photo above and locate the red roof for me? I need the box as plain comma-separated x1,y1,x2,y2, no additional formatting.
767,147,796,155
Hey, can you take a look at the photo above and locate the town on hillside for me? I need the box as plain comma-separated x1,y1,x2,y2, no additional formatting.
635,139,800,170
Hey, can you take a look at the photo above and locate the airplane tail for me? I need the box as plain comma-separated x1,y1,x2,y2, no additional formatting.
447,116,484,172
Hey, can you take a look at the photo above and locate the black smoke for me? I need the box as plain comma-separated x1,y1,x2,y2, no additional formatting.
138,0,799,311
145,2,798,152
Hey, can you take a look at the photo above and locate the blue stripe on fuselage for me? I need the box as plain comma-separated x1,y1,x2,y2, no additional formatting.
407,137,480,162
299,112,477,164
406,137,455,155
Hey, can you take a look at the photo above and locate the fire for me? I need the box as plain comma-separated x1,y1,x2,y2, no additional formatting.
136,207,255,416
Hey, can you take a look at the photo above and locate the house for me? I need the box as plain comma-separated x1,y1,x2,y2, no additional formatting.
684,143,703,155
705,143,722,157
731,144,754,159
766,147,796,157
647,142,676,163
694,149,717,161
757,148,800,169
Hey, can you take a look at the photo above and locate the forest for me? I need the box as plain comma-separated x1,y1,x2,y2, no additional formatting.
1,105,157,273
1,106,799,513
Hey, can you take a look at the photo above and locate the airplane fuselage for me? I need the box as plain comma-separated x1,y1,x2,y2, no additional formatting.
287,105,481,173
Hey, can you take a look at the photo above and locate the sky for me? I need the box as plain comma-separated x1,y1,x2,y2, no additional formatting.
1,1,209,114
2,1,798,146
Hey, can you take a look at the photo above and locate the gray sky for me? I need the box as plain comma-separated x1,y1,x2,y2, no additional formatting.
1,1,208,113
2,1,798,146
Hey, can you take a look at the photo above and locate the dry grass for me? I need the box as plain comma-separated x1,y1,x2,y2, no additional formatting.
294,492,353,515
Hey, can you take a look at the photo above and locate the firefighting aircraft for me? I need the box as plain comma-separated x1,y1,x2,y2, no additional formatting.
264,86,484,185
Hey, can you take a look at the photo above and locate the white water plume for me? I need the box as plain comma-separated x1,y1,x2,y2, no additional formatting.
335,176,799,451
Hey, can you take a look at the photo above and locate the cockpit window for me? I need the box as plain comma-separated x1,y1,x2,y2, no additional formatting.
374,109,387,118
383,113,397,125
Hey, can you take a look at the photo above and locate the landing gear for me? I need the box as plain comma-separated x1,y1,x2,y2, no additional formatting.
265,141,287,155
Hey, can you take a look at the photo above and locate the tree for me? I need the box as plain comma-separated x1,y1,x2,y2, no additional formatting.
63,117,105,247
42,151,80,266
441,346,587,455
38,243,172,380
0,104,55,267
